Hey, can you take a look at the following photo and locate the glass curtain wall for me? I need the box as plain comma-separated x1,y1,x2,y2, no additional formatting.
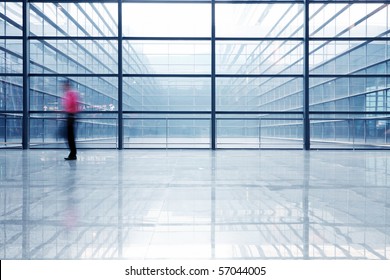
0,0,389,149
0,1,23,147
309,1,390,149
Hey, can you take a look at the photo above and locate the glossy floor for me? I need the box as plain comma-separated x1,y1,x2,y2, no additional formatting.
1,149,389,259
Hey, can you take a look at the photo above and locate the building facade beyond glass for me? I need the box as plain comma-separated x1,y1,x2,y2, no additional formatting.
1,0,390,149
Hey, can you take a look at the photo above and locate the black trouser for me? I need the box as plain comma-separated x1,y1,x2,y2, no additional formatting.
67,114,76,157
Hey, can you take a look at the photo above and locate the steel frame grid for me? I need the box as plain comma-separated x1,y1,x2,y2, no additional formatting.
1,0,389,150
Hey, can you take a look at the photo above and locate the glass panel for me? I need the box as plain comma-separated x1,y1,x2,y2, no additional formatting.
0,114,22,148
310,41,389,74
123,77,210,111
310,114,390,149
0,40,23,74
217,41,303,74
30,76,118,112
30,3,118,37
0,2,22,36
216,4,304,38
0,76,23,111
217,114,303,149
309,78,389,112
123,41,210,74
30,40,118,74
217,77,303,112
124,114,210,148
122,3,210,37
310,4,389,38
30,113,118,148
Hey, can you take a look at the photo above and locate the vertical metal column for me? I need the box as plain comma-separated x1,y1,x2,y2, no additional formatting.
211,0,216,150
118,0,123,149
303,0,310,150
22,0,30,149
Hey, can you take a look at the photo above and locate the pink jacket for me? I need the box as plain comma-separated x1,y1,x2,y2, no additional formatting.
62,90,80,114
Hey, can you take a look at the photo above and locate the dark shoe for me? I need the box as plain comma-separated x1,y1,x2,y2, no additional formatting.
64,156,77,160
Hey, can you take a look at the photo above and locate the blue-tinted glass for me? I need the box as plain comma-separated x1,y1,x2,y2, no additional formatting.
0,76,23,111
217,41,303,74
30,3,118,37
310,3,389,38
0,2,22,36
123,77,210,111
216,4,304,38
217,78,303,112
123,41,210,75
30,40,118,75
30,76,118,112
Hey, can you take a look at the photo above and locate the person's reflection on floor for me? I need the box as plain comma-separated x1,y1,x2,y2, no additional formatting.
63,160,78,231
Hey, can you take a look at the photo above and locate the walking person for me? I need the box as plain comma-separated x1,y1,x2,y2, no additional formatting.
62,80,80,160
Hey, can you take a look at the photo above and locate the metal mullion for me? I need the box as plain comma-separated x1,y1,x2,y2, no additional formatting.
122,37,211,41
218,117,303,120
123,111,211,114
310,37,390,41
22,0,30,149
216,111,304,115
123,74,211,78
29,36,118,40
124,117,210,120
310,74,390,78
0,111,23,115
310,111,390,115
211,0,216,150
29,73,118,77
216,74,303,78
30,110,117,116
118,0,123,149
303,0,310,150
216,37,303,41
0,36,22,40
0,73,23,77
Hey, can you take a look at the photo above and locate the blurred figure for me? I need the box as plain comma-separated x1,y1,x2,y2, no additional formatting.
62,80,80,160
